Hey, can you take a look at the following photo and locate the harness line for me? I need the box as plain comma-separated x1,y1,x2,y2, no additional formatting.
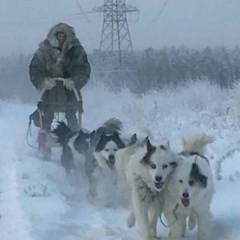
159,203,179,228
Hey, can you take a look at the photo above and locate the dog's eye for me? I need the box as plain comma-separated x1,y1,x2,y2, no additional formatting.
105,149,109,152
114,149,118,152
150,163,156,169
179,180,183,184
189,180,195,186
162,164,168,169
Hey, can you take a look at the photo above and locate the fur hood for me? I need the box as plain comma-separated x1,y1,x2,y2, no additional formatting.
30,22,90,92
39,23,81,51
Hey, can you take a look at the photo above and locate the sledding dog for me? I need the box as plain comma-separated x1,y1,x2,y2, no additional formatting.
51,121,95,174
52,118,125,176
162,133,215,240
84,118,127,204
115,135,178,240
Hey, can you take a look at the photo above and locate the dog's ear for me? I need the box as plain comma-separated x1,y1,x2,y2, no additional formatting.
95,133,107,151
97,133,107,145
129,133,138,146
143,137,151,147
113,131,118,137
143,136,149,143
141,138,156,164
112,133,125,149
160,139,170,150
99,132,107,140
79,129,84,134
191,163,208,188
142,136,151,150
198,174,208,188
146,137,155,152
89,130,96,139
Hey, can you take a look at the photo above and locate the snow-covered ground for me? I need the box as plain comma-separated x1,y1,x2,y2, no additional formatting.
0,80,240,240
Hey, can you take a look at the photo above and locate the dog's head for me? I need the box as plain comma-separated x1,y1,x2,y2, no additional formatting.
140,138,178,191
73,130,95,154
94,132,125,170
172,156,208,207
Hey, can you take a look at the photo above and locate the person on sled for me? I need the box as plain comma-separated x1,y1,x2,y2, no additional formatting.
29,22,91,132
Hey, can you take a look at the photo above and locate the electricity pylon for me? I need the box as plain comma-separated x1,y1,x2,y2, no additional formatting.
93,0,139,69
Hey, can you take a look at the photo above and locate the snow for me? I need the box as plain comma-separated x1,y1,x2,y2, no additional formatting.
0,80,240,240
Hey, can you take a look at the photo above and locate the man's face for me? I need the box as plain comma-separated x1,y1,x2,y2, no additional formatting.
56,32,66,46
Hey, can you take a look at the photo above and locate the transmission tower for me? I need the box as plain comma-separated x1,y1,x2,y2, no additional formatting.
93,0,139,69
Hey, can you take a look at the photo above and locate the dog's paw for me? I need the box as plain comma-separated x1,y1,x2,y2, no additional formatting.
127,211,136,228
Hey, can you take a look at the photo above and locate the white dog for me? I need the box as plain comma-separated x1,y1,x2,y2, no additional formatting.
162,133,215,240
115,136,178,240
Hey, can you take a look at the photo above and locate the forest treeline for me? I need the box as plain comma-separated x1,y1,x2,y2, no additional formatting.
91,45,240,93
1,45,240,101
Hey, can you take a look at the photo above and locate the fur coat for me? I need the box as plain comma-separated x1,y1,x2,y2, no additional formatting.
29,23,91,110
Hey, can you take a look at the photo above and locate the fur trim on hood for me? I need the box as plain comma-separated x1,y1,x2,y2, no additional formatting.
39,23,81,50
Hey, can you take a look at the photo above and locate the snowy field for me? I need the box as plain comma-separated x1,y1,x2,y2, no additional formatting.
0,80,240,240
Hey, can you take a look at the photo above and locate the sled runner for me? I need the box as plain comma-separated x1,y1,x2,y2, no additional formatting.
28,77,83,160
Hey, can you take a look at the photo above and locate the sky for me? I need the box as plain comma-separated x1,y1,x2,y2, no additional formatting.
1,0,240,57
0,80,240,239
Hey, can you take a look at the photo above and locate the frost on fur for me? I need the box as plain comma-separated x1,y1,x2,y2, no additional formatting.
182,133,215,155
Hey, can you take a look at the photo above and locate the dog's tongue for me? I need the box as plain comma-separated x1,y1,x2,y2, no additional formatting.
181,198,190,207
155,182,164,189
107,160,115,169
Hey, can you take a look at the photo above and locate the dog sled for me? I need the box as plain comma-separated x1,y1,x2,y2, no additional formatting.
28,77,83,160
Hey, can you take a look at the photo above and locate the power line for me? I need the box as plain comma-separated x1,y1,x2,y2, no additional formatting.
150,0,171,23
74,0,92,23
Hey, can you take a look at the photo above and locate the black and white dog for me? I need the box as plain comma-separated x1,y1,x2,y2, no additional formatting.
52,118,126,176
84,118,126,203
162,133,215,240
85,118,125,175
52,121,95,174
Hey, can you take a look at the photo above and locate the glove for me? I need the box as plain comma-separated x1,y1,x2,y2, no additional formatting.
42,77,56,90
63,78,75,90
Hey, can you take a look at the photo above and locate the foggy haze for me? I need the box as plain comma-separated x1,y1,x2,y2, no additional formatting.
1,0,240,57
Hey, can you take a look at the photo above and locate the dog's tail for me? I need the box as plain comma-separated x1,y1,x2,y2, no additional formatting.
182,133,215,155
102,117,122,134
51,121,72,146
